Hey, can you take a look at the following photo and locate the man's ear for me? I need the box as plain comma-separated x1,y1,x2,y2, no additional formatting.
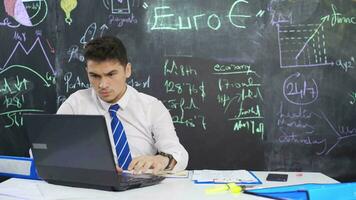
125,63,132,78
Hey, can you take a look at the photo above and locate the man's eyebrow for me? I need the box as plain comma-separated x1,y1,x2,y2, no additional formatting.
88,72,99,76
104,70,118,75
88,70,118,76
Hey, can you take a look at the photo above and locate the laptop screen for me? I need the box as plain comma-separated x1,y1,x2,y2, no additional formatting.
24,114,115,170
23,114,119,182
23,113,165,191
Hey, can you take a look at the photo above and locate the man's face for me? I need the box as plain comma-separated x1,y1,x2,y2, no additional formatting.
86,59,131,103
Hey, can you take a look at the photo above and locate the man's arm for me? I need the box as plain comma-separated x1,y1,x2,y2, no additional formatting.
128,100,189,173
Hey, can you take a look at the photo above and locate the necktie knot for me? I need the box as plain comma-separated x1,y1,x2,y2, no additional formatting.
109,104,120,117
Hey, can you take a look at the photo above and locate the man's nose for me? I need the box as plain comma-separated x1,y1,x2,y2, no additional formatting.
99,78,109,89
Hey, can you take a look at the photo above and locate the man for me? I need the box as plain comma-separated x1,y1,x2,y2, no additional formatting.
57,36,188,174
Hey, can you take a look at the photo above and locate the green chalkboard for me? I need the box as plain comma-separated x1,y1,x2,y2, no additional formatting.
0,0,355,181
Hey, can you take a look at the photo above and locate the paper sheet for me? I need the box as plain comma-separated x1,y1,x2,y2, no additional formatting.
192,170,260,184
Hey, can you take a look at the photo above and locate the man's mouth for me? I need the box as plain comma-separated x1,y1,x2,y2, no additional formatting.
99,91,110,96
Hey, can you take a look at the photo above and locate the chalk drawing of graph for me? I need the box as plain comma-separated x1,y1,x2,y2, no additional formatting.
1,37,55,74
277,23,333,68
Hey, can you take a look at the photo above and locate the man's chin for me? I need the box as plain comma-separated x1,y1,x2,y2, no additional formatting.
99,95,114,103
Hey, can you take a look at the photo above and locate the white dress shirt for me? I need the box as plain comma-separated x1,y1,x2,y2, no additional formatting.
57,85,188,171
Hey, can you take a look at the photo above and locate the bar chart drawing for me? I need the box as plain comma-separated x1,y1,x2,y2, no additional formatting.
277,23,334,68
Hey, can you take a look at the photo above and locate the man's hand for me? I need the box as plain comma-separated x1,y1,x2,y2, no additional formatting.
128,155,169,174
116,166,123,173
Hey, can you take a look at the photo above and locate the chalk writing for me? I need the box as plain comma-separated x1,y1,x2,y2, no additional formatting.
213,64,260,77
0,17,20,28
4,95,25,109
166,97,199,111
277,70,331,154
277,103,327,155
214,63,264,139
163,60,197,77
162,59,207,130
0,76,30,98
149,0,263,31
277,101,321,135
349,92,356,105
13,31,26,42
322,4,356,27
172,114,207,130
24,1,42,10
57,95,67,108
0,109,43,128
127,76,151,89
164,97,206,130
218,77,261,93
0,35,56,128
233,120,264,135
279,131,326,148
45,72,56,85
0,75,40,128
108,13,138,27
335,57,355,72
0,70,53,128
63,72,90,93
164,80,205,101
67,45,85,63
283,72,318,105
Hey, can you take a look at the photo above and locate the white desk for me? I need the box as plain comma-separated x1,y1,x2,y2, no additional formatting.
0,171,338,200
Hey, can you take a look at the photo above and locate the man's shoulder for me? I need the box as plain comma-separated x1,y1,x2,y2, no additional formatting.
66,88,95,102
128,86,160,105
70,88,92,96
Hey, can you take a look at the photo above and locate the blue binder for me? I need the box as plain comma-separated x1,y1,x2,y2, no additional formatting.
245,183,356,200
0,156,39,180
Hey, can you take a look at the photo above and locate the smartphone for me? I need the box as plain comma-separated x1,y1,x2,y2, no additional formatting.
266,173,288,182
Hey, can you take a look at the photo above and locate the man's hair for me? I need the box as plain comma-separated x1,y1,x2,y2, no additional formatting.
84,36,128,66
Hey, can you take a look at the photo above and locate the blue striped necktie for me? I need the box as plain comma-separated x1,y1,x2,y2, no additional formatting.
109,104,132,170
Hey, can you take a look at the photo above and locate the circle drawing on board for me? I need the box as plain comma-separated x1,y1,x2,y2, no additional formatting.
4,0,48,27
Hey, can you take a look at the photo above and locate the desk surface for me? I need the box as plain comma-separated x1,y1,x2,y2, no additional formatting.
0,171,338,200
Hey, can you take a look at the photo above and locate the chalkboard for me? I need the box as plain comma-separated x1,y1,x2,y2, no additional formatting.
1,0,355,181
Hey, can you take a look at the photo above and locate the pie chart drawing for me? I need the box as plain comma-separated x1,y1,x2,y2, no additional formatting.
4,0,48,27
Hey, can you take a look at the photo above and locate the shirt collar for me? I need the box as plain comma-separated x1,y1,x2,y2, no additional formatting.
96,85,132,112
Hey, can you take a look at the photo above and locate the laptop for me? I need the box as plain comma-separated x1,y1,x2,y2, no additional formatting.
23,113,165,191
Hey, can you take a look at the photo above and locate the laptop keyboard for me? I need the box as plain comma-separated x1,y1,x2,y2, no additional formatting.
113,173,165,191
120,172,165,187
